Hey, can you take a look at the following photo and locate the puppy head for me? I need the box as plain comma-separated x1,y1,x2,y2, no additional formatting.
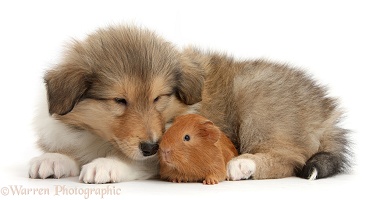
46,26,204,160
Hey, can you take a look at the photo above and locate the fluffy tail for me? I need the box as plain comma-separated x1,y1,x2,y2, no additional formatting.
296,152,347,180
296,129,351,180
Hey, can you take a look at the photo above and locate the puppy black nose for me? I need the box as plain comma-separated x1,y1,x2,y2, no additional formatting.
140,142,159,156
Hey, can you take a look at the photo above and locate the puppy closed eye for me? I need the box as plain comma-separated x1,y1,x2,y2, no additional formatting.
154,93,173,111
153,92,173,103
153,93,173,103
153,96,160,103
115,98,128,106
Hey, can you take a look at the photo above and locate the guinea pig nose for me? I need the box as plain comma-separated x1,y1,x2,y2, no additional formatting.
160,148,172,163
161,149,171,155
140,142,159,157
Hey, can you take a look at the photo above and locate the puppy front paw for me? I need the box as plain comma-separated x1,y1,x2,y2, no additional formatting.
29,153,80,179
227,158,256,181
79,158,125,184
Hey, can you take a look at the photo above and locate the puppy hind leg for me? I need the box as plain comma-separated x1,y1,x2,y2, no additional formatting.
227,152,299,180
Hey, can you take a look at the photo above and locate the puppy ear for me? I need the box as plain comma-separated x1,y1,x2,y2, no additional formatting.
176,47,205,105
44,64,92,115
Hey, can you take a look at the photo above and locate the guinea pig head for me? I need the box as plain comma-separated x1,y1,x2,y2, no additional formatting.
159,114,220,170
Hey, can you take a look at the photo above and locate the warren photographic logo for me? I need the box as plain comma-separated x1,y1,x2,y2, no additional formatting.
1,185,122,199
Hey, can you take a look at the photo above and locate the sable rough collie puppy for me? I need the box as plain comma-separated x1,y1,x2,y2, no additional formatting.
29,25,350,183
180,48,351,180
29,26,202,183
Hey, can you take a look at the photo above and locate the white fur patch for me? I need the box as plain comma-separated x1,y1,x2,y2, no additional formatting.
308,167,318,181
185,103,201,114
29,153,80,179
79,157,156,184
227,158,256,181
32,87,115,166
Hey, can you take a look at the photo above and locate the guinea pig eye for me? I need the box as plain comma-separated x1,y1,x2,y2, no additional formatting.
184,134,190,141
115,98,127,106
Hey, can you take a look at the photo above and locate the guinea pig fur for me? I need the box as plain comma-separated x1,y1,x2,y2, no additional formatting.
159,114,238,184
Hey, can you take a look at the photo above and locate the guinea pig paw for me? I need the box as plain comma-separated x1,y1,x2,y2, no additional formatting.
29,153,80,179
203,176,219,185
171,178,188,183
227,158,256,181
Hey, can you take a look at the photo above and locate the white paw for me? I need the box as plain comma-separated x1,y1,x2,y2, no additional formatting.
227,158,256,181
29,153,80,179
79,157,128,184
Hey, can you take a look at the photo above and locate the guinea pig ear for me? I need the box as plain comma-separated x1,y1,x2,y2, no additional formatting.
200,120,214,126
176,47,205,105
44,63,92,115
199,120,219,143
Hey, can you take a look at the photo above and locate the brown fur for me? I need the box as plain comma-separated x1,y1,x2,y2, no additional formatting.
46,26,203,161
159,114,238,184
181,48,350,179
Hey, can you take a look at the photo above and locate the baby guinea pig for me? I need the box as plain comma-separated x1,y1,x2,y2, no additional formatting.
159,114,238,185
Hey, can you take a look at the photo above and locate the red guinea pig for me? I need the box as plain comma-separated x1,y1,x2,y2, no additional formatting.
159,114,238,184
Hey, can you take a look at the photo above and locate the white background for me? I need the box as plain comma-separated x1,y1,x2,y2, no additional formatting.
0,0,365,199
